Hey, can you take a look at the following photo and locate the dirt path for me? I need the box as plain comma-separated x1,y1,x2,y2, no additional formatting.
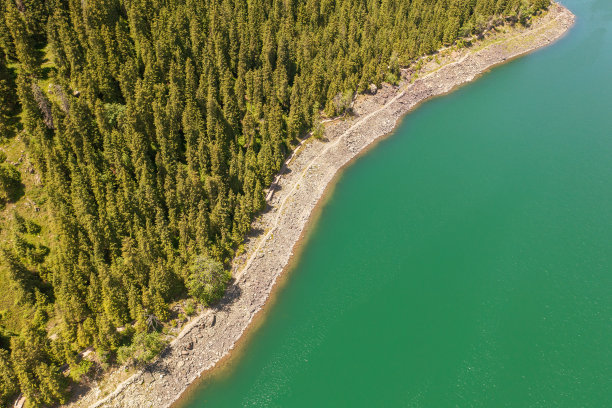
62,4,574,408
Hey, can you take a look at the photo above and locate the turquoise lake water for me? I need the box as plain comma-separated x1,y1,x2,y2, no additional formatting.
183,1,612,406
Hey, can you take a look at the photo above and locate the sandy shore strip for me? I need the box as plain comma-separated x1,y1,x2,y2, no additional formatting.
61,4,574,408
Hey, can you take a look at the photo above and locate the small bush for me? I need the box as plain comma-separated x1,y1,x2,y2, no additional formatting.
312,121,324,140
332,90,354,115
186,256,230,306
385,72,399,85
69,360,93,382
184,299,196,316
0,163,21,203
117,332,167,367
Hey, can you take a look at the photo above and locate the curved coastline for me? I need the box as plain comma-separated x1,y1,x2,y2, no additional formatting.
63,4,575,408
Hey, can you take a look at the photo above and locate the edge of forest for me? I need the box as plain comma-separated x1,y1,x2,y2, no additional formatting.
60,3,575,408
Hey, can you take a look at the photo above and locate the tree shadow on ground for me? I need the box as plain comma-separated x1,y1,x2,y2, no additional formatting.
213,278,243,313
246,226,264,241
9,180,26,202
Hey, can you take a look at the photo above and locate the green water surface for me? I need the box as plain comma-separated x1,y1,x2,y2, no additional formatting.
184,1,612,406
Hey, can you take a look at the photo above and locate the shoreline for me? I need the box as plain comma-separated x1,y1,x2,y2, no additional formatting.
63,4,575,407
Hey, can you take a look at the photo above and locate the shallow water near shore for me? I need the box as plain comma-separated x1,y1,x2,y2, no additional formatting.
182,1,611,406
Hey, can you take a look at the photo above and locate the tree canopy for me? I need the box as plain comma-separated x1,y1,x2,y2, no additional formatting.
0,0,549,404
186,256,230,305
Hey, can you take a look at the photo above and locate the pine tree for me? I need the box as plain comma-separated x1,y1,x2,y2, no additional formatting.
11,320,67,407
4,0,39,76
0,48,16,137
0,349,18,407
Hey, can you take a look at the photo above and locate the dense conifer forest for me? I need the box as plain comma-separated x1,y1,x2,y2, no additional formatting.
0,0,548,405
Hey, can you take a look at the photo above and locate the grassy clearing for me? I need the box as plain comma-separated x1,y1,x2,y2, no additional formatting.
0,42,55,339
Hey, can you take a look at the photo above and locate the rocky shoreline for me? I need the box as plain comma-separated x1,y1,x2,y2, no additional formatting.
63,4,574,407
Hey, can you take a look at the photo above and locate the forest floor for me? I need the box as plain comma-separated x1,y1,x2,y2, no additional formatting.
58,3,574,408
